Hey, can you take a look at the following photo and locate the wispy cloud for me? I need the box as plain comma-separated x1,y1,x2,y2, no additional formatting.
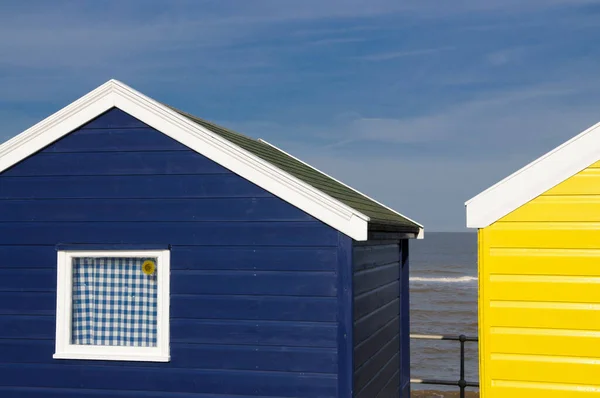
309,38,366,46
226,77,600,160
484,46,536,66
217,0,600,21
359,46,455,61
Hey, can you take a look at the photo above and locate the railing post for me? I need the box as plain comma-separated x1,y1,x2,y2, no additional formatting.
459,334,466,398
409,333,478,394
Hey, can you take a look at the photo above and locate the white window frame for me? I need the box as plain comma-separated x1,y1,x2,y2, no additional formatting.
53,249,170,362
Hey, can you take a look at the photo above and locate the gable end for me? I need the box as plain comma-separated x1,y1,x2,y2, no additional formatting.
466,120,600,228
0,81,371,240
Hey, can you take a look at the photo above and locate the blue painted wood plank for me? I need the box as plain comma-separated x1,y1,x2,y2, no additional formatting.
336,233,354,398
172,295,337,321
0,269,55,292
0,340,337,373
354,299,399,346
0,388,293,398
377,370,400,398
353,281,399,321
0,317,338,348
354,334,399,393
0,245,337,271
0,175,273,199
56,243,171,251
354,317,399,370
164,344,338,373
353,243,399,270
174,270,336,297
0,292,55,315
171,246,337,271
45,128,189,152
353,262,400,295
355,353,399,398
2,151,229,176
173,319,337,348
0,222,338,246
0,246,55,269
0,364,337,396
80,108,149,129
0,198,312,222
0,316,53,339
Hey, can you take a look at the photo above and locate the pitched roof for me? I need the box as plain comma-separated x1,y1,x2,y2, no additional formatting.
466,119,600,228
171,107,422,232
0,79,423,240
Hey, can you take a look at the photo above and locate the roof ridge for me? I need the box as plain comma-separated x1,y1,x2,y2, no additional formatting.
163,104,258,142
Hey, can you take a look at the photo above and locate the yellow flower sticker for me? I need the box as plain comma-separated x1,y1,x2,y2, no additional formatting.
142,260,156,276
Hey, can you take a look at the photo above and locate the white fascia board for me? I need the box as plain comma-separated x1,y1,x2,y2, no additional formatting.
466,120,600,228
0,83,115,172
0,80,370,240
416,228,424,239
258,139,424,239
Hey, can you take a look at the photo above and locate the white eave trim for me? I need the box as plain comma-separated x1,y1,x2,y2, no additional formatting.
466,120,600,228
0,80,371,240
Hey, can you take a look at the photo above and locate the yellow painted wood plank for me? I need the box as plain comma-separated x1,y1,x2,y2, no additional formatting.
490,380,600,398
545,168,600,195
490,328,600,358
488,275,600,303
489,301,600,330
478,229,489,396
489,353,600,386
486,222,600,249
487,248,600,276
502,196,600,222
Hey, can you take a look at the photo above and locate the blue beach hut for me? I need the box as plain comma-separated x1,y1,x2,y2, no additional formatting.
0,80,423,398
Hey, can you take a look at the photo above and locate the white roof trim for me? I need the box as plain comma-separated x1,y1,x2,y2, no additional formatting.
258,139,424,239
466,120,600,228
0,80,375,239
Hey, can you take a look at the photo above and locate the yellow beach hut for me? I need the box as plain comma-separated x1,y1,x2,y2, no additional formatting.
465,121,600,398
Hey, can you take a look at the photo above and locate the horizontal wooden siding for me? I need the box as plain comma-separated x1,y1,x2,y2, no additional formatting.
480,160,600,397
353,241,404,397
0,108,339,398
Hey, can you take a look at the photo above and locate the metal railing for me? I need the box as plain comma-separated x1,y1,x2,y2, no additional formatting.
410,334,479,398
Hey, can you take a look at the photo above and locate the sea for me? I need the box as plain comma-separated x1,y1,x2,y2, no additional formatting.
409,232,479,394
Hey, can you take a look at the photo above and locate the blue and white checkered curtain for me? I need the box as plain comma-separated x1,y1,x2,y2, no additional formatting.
72,257,158,347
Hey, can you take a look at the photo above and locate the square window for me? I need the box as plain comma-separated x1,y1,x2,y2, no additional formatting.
54,250,170,362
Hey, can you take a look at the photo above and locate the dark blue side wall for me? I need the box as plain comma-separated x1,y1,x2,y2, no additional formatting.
400,240,410,397
0,108,342,398
353,239,409,398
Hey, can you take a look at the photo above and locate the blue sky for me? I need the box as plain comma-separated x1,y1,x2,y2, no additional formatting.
2,1,600,231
